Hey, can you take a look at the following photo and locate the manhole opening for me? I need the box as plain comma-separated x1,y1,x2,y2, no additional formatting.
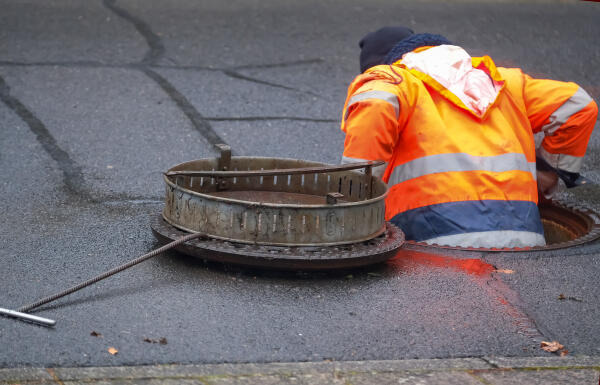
406,201,600,252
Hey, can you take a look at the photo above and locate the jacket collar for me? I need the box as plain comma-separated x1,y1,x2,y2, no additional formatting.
393,46,505,119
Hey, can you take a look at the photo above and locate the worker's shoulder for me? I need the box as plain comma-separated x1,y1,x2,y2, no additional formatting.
350,64,412,93
494,66,530,87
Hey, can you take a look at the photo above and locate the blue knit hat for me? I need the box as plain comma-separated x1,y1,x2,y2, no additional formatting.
384,33,453,64
359,26,414,73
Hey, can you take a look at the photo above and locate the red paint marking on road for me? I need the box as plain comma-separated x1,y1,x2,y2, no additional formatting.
388,249,548,345
388,249,494,276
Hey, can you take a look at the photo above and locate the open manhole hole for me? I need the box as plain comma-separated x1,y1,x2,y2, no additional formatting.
405,200,600,252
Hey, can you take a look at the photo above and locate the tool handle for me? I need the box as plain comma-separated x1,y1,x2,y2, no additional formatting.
16,231,205,315
0,307,56,327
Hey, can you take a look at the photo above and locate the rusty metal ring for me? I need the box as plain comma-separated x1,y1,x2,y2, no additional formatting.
151,216,405,270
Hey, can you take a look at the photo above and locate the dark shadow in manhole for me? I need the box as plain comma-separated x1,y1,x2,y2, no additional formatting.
404,200,600,252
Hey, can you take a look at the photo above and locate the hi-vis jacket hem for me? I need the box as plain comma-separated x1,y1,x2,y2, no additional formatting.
424,230,546,249
340,48,597,247
390,199,544,244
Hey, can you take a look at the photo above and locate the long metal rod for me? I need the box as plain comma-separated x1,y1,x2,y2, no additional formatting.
165,160,384,178
2,231,205,327
0,307,56,327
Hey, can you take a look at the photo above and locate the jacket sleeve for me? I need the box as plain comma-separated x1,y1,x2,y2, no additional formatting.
523,74,598,174
340,78,403,179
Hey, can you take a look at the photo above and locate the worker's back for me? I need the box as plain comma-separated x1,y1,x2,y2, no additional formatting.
341,37,597,248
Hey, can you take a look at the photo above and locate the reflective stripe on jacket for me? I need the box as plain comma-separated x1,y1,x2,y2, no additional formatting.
340,52,597,248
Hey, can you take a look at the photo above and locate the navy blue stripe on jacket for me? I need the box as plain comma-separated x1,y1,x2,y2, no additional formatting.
390,200,543,242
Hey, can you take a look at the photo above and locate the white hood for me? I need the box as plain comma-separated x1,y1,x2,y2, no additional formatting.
401,45,500,116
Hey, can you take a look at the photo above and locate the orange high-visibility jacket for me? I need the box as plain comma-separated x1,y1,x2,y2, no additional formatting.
341,51,597,248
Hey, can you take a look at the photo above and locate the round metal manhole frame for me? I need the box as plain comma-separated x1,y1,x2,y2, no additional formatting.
162,152,389,247
151,215,405,270
403,199,600,253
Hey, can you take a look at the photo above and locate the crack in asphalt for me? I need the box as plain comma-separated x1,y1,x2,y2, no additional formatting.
0,74,86,197
389,251,553,355
0,60,325,101
480,261,551,350
142,68,227,147
221,69,322,98
102,0,227,152
99,0,329,151
102,0,164,65
0,60,326,98
0,60,123,69
0,76,167,205
0,1,333,206
232,58,325,70
0,60,324,72
0,72,171,204
0,59,325,70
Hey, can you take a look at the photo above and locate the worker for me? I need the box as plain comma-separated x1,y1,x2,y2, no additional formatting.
340,27,598,248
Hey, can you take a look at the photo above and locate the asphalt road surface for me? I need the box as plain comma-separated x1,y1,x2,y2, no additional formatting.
1,0,599,368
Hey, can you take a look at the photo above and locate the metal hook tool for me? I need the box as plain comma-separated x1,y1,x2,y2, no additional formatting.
0,307,56,327
1,231,205,328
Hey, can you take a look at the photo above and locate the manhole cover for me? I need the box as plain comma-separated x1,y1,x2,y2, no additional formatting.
151,145,405,270
151,216,404,270
162,145,389,247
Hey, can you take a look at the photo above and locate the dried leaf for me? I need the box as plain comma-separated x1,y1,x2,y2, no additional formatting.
560,350,569,356
108,347,118,355
144,337,168,345
493,269,514,274
90,331,102,337
540,341,564,352
558,294,583,302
